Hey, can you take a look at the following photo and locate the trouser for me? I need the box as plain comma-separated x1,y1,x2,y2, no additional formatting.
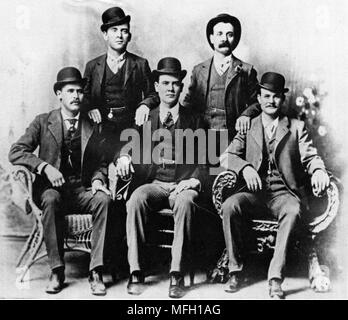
39,185,111,271
221,190,301,280
126,180,198,274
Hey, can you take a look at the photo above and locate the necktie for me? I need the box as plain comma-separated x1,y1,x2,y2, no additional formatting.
66,119,77,137
163,111,174,128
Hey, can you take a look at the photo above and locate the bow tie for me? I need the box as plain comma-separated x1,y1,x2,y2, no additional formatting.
66,118,77,135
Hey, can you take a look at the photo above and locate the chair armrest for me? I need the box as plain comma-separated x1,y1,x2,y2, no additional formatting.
108,162,133,201
308,177,340,235
212,170,238,218
10,165,41,218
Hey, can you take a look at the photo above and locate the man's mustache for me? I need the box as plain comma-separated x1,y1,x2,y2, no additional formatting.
218,42,231,48
71,100,80,104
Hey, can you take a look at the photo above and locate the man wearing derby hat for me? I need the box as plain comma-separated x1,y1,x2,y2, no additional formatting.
9,67,113,296
111,57,205,298
83,6,157,162
219,72,330,299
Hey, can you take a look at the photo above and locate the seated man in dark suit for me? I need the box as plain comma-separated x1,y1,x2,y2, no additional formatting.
114,57,205,298
8,67,112,296
219,72,330,299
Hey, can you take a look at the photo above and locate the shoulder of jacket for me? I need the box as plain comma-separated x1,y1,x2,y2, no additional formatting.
86,54,106,66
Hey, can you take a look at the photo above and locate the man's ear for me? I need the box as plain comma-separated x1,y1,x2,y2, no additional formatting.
180,83,184,93
102,31,108,41
257,93,261,104
154,82,159,93
56,90,62,100
128,32,132,42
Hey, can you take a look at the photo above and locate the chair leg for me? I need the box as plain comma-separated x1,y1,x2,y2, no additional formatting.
16,225,38,267
308,245,330,292
17,225,44,283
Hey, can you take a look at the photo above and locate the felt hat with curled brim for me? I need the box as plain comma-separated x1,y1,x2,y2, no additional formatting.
152,57,187,82
100,7,131,32
258,72,289,94
206,13,242,50
53,67,86,94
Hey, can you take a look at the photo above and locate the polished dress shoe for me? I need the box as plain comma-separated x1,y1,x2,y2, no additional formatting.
89,269,106,296
269,278,285,299
224,272,241,293
169,272,186,299
45,268,65,294
127,271,145,295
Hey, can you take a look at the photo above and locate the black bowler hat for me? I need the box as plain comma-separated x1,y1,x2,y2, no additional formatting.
259,72,289,93
100,7,131,32
206,13,242,50
53,67,86,94
152,57,187,81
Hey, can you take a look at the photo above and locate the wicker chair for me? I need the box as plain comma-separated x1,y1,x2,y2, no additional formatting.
10,164,131,283
209,170,341,292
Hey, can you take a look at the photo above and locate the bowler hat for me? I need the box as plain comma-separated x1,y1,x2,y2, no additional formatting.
100,7,131,32
259,72,289,93
53,67,86,94
206,13,241,50
152,57,187,81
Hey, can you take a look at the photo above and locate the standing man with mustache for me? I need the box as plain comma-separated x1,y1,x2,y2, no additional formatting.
9,67,112,296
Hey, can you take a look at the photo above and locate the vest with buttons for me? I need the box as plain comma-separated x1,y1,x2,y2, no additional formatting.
205,64,228,130
259,127,287,193
101,61,126,112
60,121,82,186
153,119,177,182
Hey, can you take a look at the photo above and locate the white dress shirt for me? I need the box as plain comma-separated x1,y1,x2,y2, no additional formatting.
213,53,232,76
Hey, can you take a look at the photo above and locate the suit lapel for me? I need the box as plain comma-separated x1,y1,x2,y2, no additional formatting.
47,109,63,148
225,55,243,91
81,115,94,167
249,115,264,153
274,115,290,156
123,52,137,87
199,58,212,102
96,54,106,84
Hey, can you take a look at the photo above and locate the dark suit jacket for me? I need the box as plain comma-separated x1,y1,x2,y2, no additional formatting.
220,113,327,199
8,109,103,192
94,105,207,190
83,51,157,121
142,55,260,142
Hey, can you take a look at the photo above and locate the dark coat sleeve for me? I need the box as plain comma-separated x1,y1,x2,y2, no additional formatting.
240,67,261,118
8,115,45,172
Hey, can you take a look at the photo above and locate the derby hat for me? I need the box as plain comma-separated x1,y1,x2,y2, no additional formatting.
152,57,187,81
100,7,131,32
53,67,86,94
206,13,242,50
259,72,289,93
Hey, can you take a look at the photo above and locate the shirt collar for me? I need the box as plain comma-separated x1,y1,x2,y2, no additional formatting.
107,50,127,63
261,113,279,130
213,53,232,66
61,109,80,122
159,103,180,123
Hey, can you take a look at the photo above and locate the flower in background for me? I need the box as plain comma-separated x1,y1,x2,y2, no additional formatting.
296,96,305,107
318,125,327,137
303,87,317,104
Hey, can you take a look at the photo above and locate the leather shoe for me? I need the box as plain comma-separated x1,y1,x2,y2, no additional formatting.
269,278,285,299
169,272,186,299
224,272,241,293
45,268,65,294
89,269,106,296
127,271,145,295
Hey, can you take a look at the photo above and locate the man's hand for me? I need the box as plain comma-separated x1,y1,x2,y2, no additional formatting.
173,178,200,195
44,164,65,187
135,104,150,126
311,169,330,196
235,116,251,135
88,108,102,124
115,156,134,179
91,179,111,196
242,166,262,192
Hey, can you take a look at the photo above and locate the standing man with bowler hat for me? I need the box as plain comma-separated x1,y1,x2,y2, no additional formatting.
219,72,330,299
9,67,112,296
112,57,205,298
83,6,157,162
